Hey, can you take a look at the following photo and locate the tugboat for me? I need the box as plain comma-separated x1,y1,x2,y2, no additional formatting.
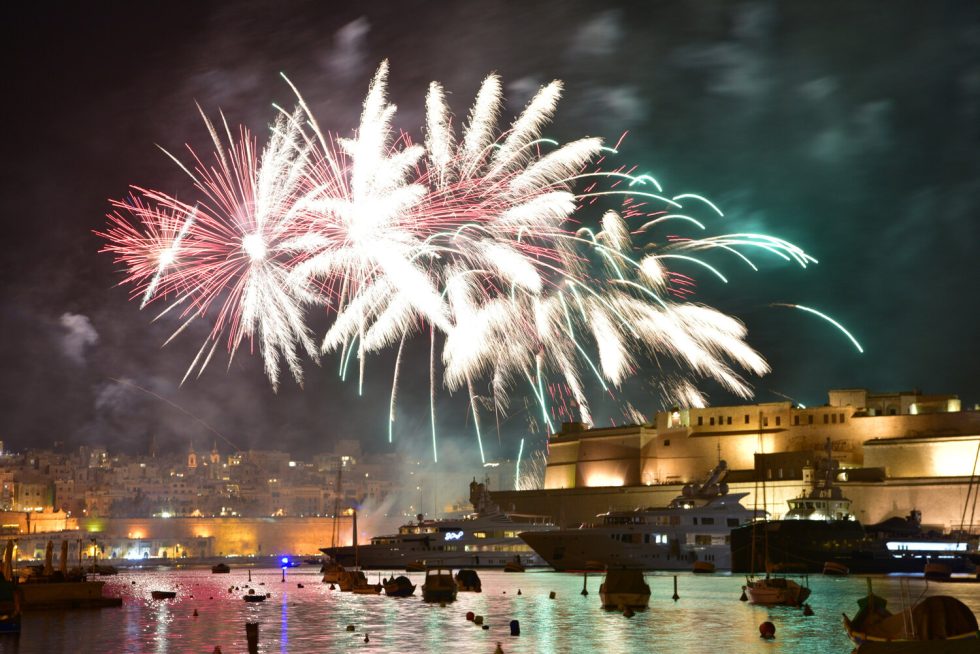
599,569,650,610
421,567,457,603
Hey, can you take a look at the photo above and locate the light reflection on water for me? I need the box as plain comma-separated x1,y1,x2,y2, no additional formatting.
1,568,979,653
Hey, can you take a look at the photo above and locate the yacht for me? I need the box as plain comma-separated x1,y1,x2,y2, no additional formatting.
519,461,759,571
321,480,555,569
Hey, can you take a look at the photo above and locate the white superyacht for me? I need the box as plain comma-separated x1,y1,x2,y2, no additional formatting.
519,461,759,571
322,480,555,569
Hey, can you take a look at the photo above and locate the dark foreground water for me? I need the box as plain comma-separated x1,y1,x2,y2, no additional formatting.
1,567,979,653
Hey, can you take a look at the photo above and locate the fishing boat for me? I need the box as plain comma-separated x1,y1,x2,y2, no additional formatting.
211,563,231,574
521,461,758,571
321,558,346,584
150,590,176,600
599,569,650,610
383,575,416,597
743,575,811,606
844,580,979,646
455,569,482,592
421,567,457,603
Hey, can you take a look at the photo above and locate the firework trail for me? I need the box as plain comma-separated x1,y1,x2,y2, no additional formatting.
100,61,862,461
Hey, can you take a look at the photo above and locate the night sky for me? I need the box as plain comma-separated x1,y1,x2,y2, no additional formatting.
1,1,978,462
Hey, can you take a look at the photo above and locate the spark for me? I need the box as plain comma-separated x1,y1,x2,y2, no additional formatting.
771,303,864,354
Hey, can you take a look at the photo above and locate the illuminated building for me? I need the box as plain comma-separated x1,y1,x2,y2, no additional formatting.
495,388,980,531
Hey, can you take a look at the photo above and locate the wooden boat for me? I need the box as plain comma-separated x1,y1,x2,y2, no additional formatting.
211,563,231,574
743,576,811,606
692,561,716,574
321,558,345,584
404,561,426,573
844,582,979,646
455,569,482,592
823,561,850,576
421,567,457,603
0,577,20,634
151,590,177,600
243,589,266,602
383,576,416,597
599,569,650,610
351,584,383,595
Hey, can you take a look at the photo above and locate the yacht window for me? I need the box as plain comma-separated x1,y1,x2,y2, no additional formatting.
473,531,487,539
695,535,712,545
692,517,697,525
727,518,739,527
700,517,714,525
670,516,680,526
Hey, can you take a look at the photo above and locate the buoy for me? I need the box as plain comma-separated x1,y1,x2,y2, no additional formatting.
803,603,814,616
549,591,556,599
346,625,355,632
364,633,369,643
297,583,304,589
581,572,589,596
509,619,520,636
517,589,522,596
672,575,679,601
482,625,489,630
494,643,504,654
759,621,776,639
265,593,271,598
739,586,748,602
474,615,484,625
193,609,199,617
213,647,222,654
623,607,635,618
209,596,213,600
466,611,475,622
132,580,136,585
439,601,446,608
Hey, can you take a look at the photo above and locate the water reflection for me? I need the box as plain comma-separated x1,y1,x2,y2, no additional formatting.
0,569,978,653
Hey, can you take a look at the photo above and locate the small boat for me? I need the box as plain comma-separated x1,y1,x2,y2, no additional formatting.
321,558,346,584
91,565,118,576
150,590,177,600
421,567,457,603
844,580,979,646
211,563,231,574
455,569,482,592
351,584,383,595
743,576,811,606
599,568,650,610
823,561,850,576
924,562,952,580
0,577,20,635
243,589,266,603
692,561,716,574
405,561,427,573
383,576,416,597
503,557,525,573
304,557,322,565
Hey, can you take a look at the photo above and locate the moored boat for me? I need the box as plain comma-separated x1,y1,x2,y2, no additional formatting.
243,589,266,602
823,561,850,576
844,582,979,646
421,567,457,603
503,558,525,573
455,569,482,592
924,562,952,580
692,561,716,574
743,576,811,606
599,569,650,610
321,558,345,584
151,590,176,600
211,563,231,574
383,575,416,597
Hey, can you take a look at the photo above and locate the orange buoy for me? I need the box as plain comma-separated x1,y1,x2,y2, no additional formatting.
759,621,776,639
466,612,475,621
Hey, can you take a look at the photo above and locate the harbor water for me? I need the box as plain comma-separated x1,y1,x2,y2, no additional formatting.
2,567,980,653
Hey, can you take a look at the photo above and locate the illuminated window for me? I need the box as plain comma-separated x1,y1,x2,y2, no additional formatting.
473,531,487,539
